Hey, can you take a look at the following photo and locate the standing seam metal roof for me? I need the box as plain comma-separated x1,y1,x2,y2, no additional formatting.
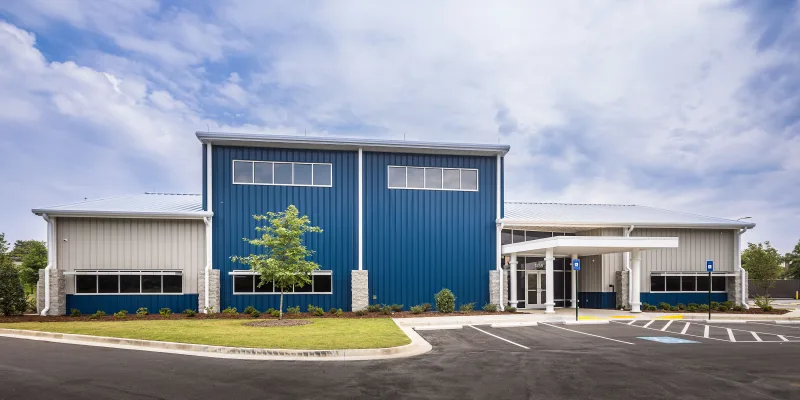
502,202,755,229
31,193,210,218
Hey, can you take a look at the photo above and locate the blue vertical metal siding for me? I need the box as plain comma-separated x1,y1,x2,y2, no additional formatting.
577,292,616,309
65,294,198,315
212,146,357,312
500,156,504,219
641,292,727,306
363,152,498,309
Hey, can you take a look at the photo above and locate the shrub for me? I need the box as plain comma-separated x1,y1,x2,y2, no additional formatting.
379,305,392,315
0,263,26,316
136,307,148,316
159,308,172,318
390,304,404,312
250,310,260,318
114,310,128,319
286,305,300,315
732,305,744,312
762,305,774,312
754,295,773,310
90,310,106,319
420,303,432,312
669,306,679,311
335,308,343,317
355,309,368,316
482,303,498,312
648,305,658,311
658,302,671,310
723,301,733,309
717,305,728,312
698,304,709,311
506,306,517,313
410,305,424,314
307,304,325,316
641,302,650,310
677,303,686,310
70,308,82,317
222,306,238,315
270,310,281,317
459,302,475,312
367,304,382,312
434,288,456,313
686,305,698,312
184,309,197,317
204,306,215,314
243,306,257,315
329,308,338,314
266,308,275,314
710,301,721,310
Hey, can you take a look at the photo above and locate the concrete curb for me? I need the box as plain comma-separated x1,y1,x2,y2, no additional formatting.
775,320,800,325
0,321,432,362
490,322,538,328
413,325,463,331
563,320,610,326
701,320,750,324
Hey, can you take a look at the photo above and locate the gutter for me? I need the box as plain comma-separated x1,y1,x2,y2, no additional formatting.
499,220,756,230
739,227,751,309
624,225,635,309
40,214,53,316
31,210,212,219
496,155,504,311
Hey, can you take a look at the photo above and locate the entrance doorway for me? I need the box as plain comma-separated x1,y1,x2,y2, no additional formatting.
525,271,546,308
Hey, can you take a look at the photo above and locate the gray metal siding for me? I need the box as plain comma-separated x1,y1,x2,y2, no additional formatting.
56,218,205,294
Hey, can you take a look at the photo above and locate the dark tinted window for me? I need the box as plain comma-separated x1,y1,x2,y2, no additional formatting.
294,280,313,293
253,162,273,184
651,276,665,292
696,275,710,292
313,164,332,186
666,276,681,291
142,275,161,293
681,276,696,291
294,163,313,185
98,275,118,293
255,278,274,292
553,272,565,299
233,161,253,183
234,275,254,293
501,230,512,245
711,276,726,291
76,275,97,294
120,275,140,293
162,275,182,293
512,230,525,243
525,231,551,240
313,274,332,293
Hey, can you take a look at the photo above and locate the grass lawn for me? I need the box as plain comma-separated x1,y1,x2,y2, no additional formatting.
0,319,410,350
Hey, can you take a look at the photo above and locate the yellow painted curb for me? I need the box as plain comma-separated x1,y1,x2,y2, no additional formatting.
655,315,684,320
578,316,603,320
610,315,635,319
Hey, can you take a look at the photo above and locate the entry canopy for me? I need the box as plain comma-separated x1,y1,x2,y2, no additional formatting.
501,236,679,258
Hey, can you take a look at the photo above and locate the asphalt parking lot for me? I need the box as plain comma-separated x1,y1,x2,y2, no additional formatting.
1,321,799,399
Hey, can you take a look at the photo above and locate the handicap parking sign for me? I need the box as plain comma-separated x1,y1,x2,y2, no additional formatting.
706,260,714,272
572,259,580,271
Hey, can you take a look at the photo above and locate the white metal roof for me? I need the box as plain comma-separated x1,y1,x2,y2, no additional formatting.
196,131,510,156
502,202,755,229
501,236,680,257
32,193,211,219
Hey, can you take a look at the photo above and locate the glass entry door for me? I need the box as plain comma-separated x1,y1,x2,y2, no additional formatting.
525,271,546,308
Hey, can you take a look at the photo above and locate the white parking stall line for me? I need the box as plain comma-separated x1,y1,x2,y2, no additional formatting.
643,320,655,328
704,325,710,338
660,320,673,332
727,329,736,342
680,322,690,335
627,320,636,325
612,321,728,342
751,332,762,342
778,335,789,342
701,324,800,340
749,321,800,330
540,323,635,345
467,325,530,350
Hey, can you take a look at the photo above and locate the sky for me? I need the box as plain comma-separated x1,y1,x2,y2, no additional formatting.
0,0,798,252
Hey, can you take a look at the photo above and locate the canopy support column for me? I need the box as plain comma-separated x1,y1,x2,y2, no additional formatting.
630,249,642,313
544,248,555,314
509,253,518,308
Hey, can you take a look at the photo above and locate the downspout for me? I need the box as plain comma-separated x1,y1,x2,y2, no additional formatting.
624,225,634,309
203,216,211,313
40,214,53,316
204,143,213,313
739,227,751,309
496,155,504,311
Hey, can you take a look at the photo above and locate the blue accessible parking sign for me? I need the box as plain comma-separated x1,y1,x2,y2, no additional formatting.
706,260,714,272
572,259,580,271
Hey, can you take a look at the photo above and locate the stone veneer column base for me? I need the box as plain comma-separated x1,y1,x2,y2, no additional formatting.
351,270,369,311
489,270,502,306
615,270,630,310
727,269,747,308
198,269,220,313
36,269,65,316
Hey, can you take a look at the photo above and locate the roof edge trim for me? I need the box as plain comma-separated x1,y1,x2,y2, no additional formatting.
499,219,756,229
31,209,213,219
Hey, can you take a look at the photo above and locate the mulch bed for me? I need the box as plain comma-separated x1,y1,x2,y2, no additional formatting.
0,310,510,323
647,308,791,315
243,319,313,327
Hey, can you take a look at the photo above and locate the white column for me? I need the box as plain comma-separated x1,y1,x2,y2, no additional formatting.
509,253,518,308
571,253,578,309
544,248,555,314
630,249,642,313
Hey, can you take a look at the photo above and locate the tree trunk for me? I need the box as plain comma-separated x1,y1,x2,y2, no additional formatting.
279,289,284,320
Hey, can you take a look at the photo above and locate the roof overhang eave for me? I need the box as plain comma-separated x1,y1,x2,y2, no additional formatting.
501,236,680,257
31,209,213,220
499,219,755,230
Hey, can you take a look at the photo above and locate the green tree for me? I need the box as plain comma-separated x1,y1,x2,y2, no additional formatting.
0,234,26,315
785,240,800,279
231,205,322,319
742,241,784,308
19,241,47,291
9,240,44,260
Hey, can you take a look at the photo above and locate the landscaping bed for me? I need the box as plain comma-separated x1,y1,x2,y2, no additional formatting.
638,301,791,315
0,318,410,350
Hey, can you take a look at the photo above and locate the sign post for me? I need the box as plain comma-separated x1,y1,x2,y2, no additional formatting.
573,259,581,321
706,260,714,320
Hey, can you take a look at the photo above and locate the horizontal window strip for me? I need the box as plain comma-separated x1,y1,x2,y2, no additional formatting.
231,270,333,294
233,160,332,187
388,165,478,191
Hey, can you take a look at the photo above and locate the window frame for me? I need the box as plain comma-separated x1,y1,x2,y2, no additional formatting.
232,160,333,188
230,270,333,295
70,270,184,295
649,272,729,293
386,165,479,192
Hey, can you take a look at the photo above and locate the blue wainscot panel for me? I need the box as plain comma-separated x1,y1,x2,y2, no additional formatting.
641,292,727,306
66,295,199,315
578,292,616,309
211,146,357,311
